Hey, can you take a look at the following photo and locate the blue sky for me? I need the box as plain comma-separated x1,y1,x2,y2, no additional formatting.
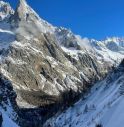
5,0,124,39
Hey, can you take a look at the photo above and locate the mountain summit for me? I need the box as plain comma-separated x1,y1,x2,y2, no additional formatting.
14,0,28,21
11,0,55,37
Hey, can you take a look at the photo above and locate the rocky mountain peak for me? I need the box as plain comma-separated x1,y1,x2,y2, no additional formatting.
16,0,30,21
19,0,27,5
11,0,30,23
10,0,55,38
18,0,27,11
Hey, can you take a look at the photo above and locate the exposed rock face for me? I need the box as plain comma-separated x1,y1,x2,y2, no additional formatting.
1,31,106,107
11,0,55,35
55,27,81,49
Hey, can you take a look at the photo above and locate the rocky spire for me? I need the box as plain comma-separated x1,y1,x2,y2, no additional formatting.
10,0,55,35
14,0,28,21
11,0,39,24
18,0,28,13
19,0,27,5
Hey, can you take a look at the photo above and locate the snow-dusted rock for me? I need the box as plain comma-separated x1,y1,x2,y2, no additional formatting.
0,1,14,21
0,0,109,109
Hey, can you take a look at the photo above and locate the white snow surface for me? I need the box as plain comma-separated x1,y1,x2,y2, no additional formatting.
44,68,124,127
0,100,19,127
0,108,19,127
89,38,124,63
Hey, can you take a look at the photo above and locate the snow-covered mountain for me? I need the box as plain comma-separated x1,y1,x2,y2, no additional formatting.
0,0,123,127
44,60,124,127
89,37,124,63
55,28,124,64
0,0,108,108
0,1,14,21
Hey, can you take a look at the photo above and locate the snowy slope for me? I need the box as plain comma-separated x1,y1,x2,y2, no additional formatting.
0,74,19,127
89,37,124,63
44,62,124,127
0,106,19,127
